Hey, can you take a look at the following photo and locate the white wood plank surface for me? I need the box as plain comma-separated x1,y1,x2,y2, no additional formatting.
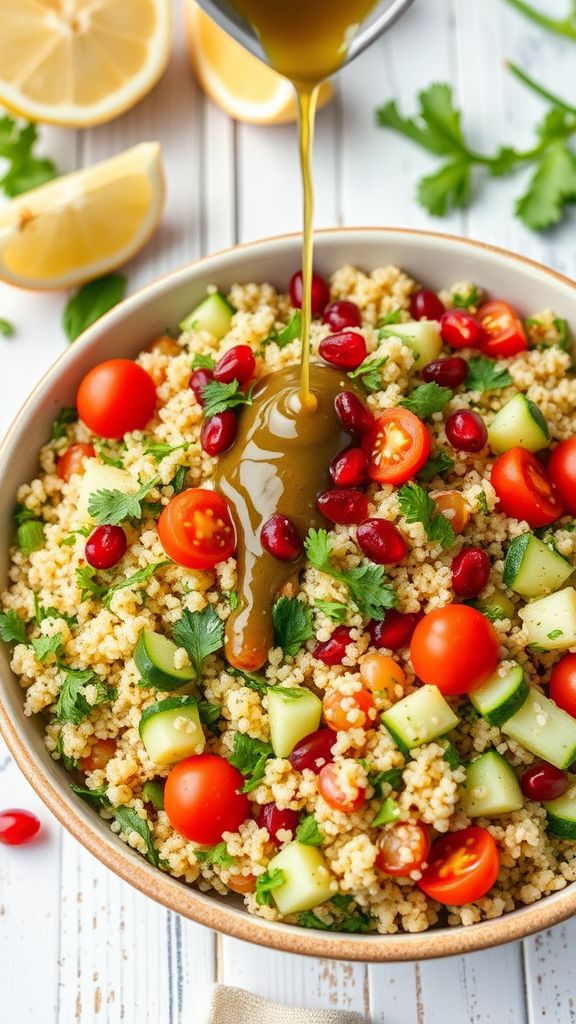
1,0,576,1021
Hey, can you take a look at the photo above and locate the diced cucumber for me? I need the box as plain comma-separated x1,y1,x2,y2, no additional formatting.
382,684,459,754
134,628,197,690
503,533,573,599
139,696,205,766
544,789,576,839
488,394,549,454
76,459,138,522
179,292,235,340
470,662,528,727
378,320,442,367
475,590,516,621
462,750,523,817
267,688,322,758
502,690,576,769
142,779,165,810
267,841,334,915
519,587,576,651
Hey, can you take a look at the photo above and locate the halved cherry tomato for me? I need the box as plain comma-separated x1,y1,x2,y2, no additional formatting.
158,488,236,569
418,826,499,905
80,738,116,773
360,654,407,697
491,448,564,528
322,687,377,731
375,822,430,877
363,409,430,485
57,443,96,482
550,653,576,718
410,605,499,695
164,754,250,845
548,437,576,516
477,301,528,358
77,359,157,439
432,491,470,534
318,763,366,812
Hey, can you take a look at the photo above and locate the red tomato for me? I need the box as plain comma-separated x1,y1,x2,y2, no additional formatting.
410,605,499,695
80,738,116,773
549,438,576,515
491,448,564,528
158,488,236,569
318,763,366,812
322,687,377,731
477,301,528,358
164,754,250,845
418,827,500,905
57,443,96,482
77,359,156,439
363,409,430,485
375,822,430,877
550,654,576,718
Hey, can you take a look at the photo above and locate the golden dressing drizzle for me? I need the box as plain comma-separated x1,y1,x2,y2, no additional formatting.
296,83,319,412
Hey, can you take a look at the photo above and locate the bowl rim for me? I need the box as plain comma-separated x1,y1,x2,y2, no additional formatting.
2,225,576,962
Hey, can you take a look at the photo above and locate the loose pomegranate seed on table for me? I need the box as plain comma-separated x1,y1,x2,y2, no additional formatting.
370,610,423,651
190,367,214,405
322,300,362,332
521,763,569,802
329,448,367,487
334,390,373,435
445,409,488,452
289,270,330,315
213,344,255,385
257,803,300,845
201,410,238,456
317,488,369,525
289,729,336,773
314,625,354,666
451,546,490,598
319,330,367,371
422,357,468,389
440,309,484,349
409,289,445,321
261,514,303,561
357,518,408,564
0,808,40,846
85,525,127,570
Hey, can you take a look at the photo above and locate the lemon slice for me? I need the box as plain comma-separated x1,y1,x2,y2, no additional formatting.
0,0,171,127
184,0,333,125
0,142,165,290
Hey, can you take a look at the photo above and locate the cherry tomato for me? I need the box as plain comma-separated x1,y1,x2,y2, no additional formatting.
477,301,528,358
164,754,250,845
550,654,576,718
375,822,430,877
322,687,377,731
0,808,41,846
418,826,500,905
432,491,470,534
77,359,156,439
363,408,430,485
318,763,366,812
360,654,407,697
80,738,116,773
491,448,564,528
410,605,500,695
158,488,236,569
57,443,95,482
548,438,576,516
227,873,257,894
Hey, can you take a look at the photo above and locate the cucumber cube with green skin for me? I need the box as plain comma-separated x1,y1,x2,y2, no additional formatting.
519,587,576,651
378,321,442,367
382,684,459,754
503,533,573,599
544,789,576,839
470,662,528,727
488,394,549,455
76,459,138,522
462,750,523,817
139,696,205,766
179,293,235,340
502,690,576,770
267,842,334,915
267,688,322,758
475,590,516,621
134,628,197,690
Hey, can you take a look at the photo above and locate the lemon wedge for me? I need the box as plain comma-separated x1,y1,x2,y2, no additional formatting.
184,0,333,125
0,0,171,127
0,142,165,290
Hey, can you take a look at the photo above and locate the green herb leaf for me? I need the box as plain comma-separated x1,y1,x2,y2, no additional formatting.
361,763,405,796
56,734,78,771
172,606,224,678
503,0,576,40
102,561,170,609
227,590,239,611
378,309,403,326
0,317,14,337
272,597,314,656
17,519,44,555
0,609,27,645
452,285,481,310
170,465,188,494
305,529,397,620
143,441,189,461
255,867,285,906
0,116,58,197
398,482,455,549
417,451,455,482
442,741,461,769
75,566,107,603
229,733,273,793
114,806,161,868
298,911,331,930
31,633,63,663
228,666,269,694
14,505,37,526
347,352,389,392
141,780,165,810
198,700,222,730
201,379,254,418
88,477,158,525
70,783,110,810
55,667,115,725
190,353,216,371
313,599,348,623
33,595,76,628
477,491,489,515
51,407,78,440
465,355,513,393
548,628,564,640
517,141,576,230
399,382,452,418
295,815,323,846
372,796,400,827
196,841,235,868
264,311,302,349
63,274,127,343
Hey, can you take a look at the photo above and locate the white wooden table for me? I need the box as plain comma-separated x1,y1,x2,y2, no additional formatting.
1,1,576,1020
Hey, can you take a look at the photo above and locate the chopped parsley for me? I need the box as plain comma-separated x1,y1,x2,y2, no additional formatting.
70,783,110,810
196,842,235,868
399,382,453,418
143,441,189,461
201,378,254,418
55,666,115,725
51,406,78,440
398,482,455,549
31,633,63,663
0,609,27,645
88,477,158,525
296,815,324,846
17,519,44,555
442,742,462,769
477,491,489,514
313,599,348,623
417,451,454,482
347,352,389,392
360,763,405,796
172,606,224,678
114,806,162,868
452,285,481,310
272,597,314,656
465,355,512,393
170,464,188,493
305,528,397,619
190,353,216,371
229,733,273,793
263,311,302,349
255,867,285,906
75,566,107,603
198,700,222,731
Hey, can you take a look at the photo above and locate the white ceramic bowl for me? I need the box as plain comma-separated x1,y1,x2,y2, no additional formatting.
2,228,576,961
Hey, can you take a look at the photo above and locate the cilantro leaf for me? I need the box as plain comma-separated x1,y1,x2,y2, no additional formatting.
70,783,110,810
191,353,216,371
399,382,453,418
55,667,115,725
418,159,472,216
417,451,454,482
347,352,389,392
76,566,107,603
196,842,235,868
17,520,44,555
465,356,512,393
170,465,188,493
0,317,14,337
0,116,58,197
272,597,314,656
255,867,285,906
0,609,27,645
201,379,254,418
88,477,158,525
63,274,127,343
143,441,189,461
33,595,76,628
263,311,302,349
172,606,224,678
114,806,161,868
372,796,400,827
305,528,397,619
229,732,273,793
398,482,455,549
516,141,576,229
296,815,323,846
51,407,78,440
298,911,331,930
228,667,269,695
31,633,63,663
313,599,348,623
198,700,222,730
103,561,170,609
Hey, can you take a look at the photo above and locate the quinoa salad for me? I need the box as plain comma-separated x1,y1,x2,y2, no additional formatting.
2,263,576,936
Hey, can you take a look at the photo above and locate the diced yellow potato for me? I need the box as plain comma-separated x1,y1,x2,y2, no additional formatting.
268,842,334,915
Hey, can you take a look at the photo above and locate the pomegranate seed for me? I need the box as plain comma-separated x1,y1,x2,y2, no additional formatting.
213,345,255,385
422,356,468,389
445,409,487,452
190,368,214,405
201,410,238,456
289,729,336,773
410,289,445,321
451,546,490,598
85,525,127,570
319,331,367,371
322,300,362,332
289,270,330,316
440,309,484,350
334,391,373,435
369,610,422,652
317,488,369,525
357,518,408,565
314,626,353,666
261,514,303,561
329,448,367,487
257,803,300,846
0,808,40,846
521,762,569,802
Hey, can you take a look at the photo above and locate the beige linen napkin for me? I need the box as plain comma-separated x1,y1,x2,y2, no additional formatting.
208,985,366,1024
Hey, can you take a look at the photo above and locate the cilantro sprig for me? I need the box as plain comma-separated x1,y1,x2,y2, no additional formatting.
229,733,273,793
0,609,27,645
465,356,512,393
399,382,452,418
272,597,314,656
201,379,254,418
262,311,302,349
0,115,58,197
55,666,115,725
348,352,389,392
417,451,454,482
503,0,576,40
305,528,397,619
398,482,455,549
88,477,158,525
172,606,224,677
114,806,162,868
255,867,285,906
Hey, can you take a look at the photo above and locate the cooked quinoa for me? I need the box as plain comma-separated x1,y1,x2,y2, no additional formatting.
2,263,576,935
